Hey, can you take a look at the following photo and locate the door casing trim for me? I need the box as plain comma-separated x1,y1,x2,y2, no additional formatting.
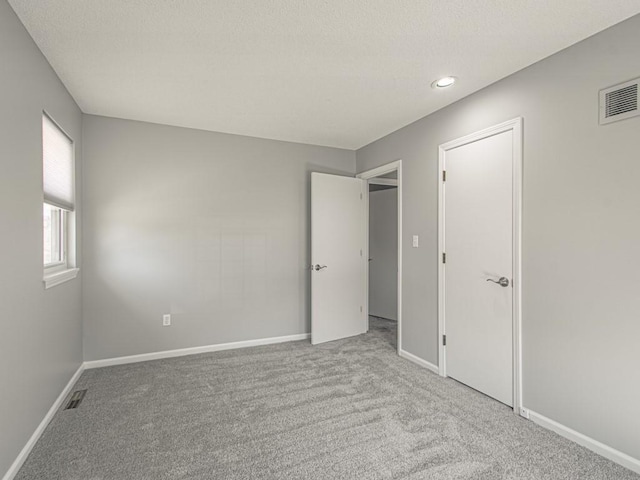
437,118,523,416
357,160,403,354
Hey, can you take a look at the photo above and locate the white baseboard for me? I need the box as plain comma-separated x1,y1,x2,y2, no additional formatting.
84,333,310,369
528,409,640,475
399,349,439,374
3,364,84,480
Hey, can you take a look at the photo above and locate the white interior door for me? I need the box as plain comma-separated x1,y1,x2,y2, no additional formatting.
311,172,366,345
444,130,514,406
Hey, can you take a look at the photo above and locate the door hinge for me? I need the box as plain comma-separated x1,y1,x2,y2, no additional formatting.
360,193,363,200
360,249,363,257
360,306,363,313
442,170,447,182
443,334,447,346
442,252,446,264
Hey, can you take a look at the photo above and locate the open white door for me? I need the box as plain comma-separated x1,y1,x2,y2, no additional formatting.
311,172,366,345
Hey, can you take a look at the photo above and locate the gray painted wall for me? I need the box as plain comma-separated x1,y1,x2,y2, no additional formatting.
368,187,397,321
0,1,83,475
356,14,640,461
82,115,355,361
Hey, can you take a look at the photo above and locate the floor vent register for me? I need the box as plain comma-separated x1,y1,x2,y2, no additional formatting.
65,390,87,410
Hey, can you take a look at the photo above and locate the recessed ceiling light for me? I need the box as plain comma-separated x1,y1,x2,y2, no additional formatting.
432,76,457,89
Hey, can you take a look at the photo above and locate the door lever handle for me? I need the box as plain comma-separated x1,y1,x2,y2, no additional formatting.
314,264,327,271
486,277,509,287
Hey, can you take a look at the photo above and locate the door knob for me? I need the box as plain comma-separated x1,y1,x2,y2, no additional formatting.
486,277,509,287
314,264,327,271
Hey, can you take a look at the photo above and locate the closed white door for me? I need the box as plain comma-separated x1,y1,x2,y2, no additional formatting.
444,130,514,406
311,173,366,344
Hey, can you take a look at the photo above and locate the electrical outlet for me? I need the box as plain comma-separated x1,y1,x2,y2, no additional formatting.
162,314,171,326
412,235,419,248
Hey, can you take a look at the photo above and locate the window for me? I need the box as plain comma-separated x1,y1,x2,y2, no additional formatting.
43,113,78,288
43,203,65,266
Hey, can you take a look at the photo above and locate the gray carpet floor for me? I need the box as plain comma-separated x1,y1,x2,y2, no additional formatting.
15,318,638,479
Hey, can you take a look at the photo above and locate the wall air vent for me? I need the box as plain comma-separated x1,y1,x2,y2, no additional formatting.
599,78,639,125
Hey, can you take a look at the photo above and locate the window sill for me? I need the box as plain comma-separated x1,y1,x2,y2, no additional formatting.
43,268,79,289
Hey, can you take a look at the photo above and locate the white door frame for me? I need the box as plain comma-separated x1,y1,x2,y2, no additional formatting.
438,118,524,415
357,160,403,354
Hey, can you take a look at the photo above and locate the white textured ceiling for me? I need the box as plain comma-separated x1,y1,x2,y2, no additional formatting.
8,1,640,149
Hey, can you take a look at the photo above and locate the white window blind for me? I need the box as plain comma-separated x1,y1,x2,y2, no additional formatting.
43,114,74,211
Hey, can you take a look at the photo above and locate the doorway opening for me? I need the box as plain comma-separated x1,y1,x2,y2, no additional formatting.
368,174,398,349
357,160,402,354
